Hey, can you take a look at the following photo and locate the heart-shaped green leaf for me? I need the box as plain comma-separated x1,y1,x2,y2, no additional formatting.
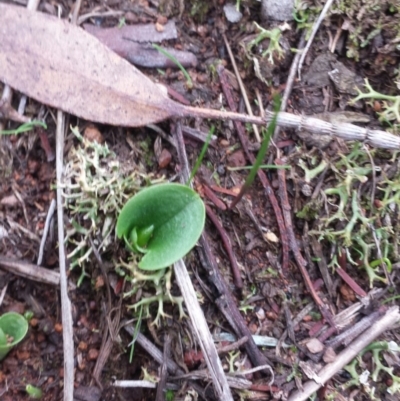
116,183,205,270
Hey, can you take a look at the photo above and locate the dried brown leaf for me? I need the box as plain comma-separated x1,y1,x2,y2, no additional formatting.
0,4,182,127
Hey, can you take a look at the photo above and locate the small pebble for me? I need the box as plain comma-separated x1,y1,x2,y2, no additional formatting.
158,148,172,168
223,3,242,23
87,348,99,361
84,125,104,144
306,338,324,354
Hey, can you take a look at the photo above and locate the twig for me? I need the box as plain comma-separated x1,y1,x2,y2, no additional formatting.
217,336,248,354
0,256,75,288
77,10,125,26
0,284,8,307
123,330,209,399
55,110,74,401
174,121,191,180
181,125,218,146
288,306,400,401
37,198,56,266
146,123,177,148
215,295,273,371
309,234,334,299
272,32,306,143
202,184,227,210
155,334,171,401
276,157,336,328
171,122,233,400
174,259,234,401
217,65,290,271
198,234,273,371
335,266,367,297
223,33,261,143
325,310,384,350
171,369,251,390
184,106,400,150
113,381,156,388
89,238,121,385
297,0,336,80
205,205,242,289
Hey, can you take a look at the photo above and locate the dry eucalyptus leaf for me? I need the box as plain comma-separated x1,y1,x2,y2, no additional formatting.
1,4,399,152
0,4,183,127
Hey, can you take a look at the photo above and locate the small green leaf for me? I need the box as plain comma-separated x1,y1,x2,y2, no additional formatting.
0,328,7,347
0,312,29,361
26,384,43,399
117,183,205,270
137,225,154,248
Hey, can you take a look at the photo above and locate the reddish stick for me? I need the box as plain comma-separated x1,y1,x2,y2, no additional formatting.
206,204,243,289
203,184,227,210
276,158,336,329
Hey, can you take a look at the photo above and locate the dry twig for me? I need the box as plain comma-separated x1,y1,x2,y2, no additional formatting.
288,306,400,401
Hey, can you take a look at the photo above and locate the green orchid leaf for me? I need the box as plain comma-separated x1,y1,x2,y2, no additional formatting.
137,224,154,248
0,327,7,347
0,312,29,361
117,183,205,270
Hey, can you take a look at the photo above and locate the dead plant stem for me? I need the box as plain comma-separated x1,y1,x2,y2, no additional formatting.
205,204,243,289
56,110,74,401
288,306,400,401
297,0,336,79
222,33,261,143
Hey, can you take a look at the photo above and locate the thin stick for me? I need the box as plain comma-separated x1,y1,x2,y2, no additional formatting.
174,259,234,401
55,110,74,401
297,0,336,79
37,198,56,266
172,121,234,400
272,32,306,142
223,33,261,143
288,306,400,401
0,256,75,288
205,205,243,289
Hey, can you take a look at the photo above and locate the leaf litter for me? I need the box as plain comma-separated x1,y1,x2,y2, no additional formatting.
1,3,400,149
2,1,400,400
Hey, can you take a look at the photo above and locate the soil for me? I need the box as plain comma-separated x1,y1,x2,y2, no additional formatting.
1,0,400,400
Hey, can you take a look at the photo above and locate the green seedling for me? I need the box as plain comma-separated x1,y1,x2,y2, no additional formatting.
0,121,47,135
165,389,175,401
230,97,280,209
0,312,29,361
152,44,193,89
129,304,143,363
26,384,43,399
117,183,205,270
